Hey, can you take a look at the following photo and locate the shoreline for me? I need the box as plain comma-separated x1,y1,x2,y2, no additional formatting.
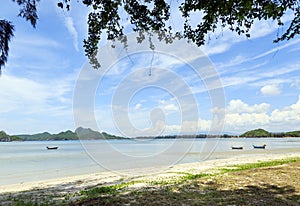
1,136,300,142
1,149,300,195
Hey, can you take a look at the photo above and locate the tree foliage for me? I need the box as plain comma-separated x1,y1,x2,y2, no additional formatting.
0,20,14,72
0,0,39,71
59,0,300,68
1,0,300,70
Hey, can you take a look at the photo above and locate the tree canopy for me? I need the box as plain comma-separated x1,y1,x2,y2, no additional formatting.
1,0,300,70
1,0,39,71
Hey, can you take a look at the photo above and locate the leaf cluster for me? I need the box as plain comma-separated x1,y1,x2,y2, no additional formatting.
1,0,40,70
13,0,40,27
1,0,300,70
60,0,299,69
0,20,14,70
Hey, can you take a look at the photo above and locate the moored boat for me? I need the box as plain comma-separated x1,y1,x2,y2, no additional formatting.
231,146,243,150
46,146,58,150
253,144,266,149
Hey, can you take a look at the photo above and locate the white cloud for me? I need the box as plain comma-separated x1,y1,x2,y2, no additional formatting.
270,96,300,122
93,96,300,136
227,100,270,113
162,103,178,111
64,16,79,51
260,84,281,96
216,97,300,133
135,103,142,110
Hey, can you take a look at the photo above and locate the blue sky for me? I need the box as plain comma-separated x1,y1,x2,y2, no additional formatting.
1,0,300,136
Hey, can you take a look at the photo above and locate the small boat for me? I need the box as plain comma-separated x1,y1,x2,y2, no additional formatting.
253,144,266,149
46,146,58,150
231,146,243,150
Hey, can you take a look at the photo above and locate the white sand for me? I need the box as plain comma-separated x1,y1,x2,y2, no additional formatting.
1,149,299,195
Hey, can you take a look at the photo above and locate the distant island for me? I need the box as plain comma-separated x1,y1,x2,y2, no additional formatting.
0,127,126,142
0,131,22,142
239,128,300,138
1,127,300,142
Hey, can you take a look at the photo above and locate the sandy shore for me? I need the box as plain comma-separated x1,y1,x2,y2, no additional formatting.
1,148,299,196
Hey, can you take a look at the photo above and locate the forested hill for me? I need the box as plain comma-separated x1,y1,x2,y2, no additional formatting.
13,127,126,141
240,128,300,137
0,131,22,142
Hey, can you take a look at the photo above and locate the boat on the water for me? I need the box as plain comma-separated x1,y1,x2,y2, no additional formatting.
231,146,243,150
46,146,58,150
253,144,266,149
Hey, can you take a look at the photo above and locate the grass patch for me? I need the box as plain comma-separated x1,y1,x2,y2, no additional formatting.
145,157,300,189
79,181,135,198
220,157,300,173
181,172,211,180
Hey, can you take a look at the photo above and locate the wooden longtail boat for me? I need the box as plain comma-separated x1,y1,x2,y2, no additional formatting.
253,144,266,149
231,146,243,150
46,146,58,150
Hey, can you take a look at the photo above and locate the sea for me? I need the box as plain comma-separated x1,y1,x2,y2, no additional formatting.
1,138,300,185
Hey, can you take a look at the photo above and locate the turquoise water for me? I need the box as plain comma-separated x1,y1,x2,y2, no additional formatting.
1,138,300,185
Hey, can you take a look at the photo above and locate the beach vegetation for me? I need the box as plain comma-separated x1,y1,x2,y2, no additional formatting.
79,181,135,199
219,157,300,172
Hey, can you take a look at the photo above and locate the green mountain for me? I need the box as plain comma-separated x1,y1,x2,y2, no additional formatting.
53,130,78,140
15,127,126,141
285,131,300,137
0,130,22,142
240,128,300,137
75,127,125,140
19,132,53,141
240,128,271,137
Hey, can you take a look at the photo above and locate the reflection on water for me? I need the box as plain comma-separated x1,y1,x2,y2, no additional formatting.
0,138,300,185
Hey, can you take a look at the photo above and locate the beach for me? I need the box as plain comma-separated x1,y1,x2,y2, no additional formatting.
1,148,300,205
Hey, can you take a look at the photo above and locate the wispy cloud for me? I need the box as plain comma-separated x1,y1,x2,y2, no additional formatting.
0,72,75,120
202,16,295,56
216,38,300,71
64,16,79,51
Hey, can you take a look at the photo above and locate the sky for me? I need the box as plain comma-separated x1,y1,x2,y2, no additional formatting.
1,0,300,136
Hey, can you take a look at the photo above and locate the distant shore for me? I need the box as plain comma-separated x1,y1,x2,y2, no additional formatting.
1,136,300,142
1,127,300,142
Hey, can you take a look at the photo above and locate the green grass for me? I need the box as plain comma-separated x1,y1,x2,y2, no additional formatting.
220,157,300,172
146,157,300,187
79,181,135,199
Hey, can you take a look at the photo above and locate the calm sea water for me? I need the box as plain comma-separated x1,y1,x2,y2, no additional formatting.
1,138,300,185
